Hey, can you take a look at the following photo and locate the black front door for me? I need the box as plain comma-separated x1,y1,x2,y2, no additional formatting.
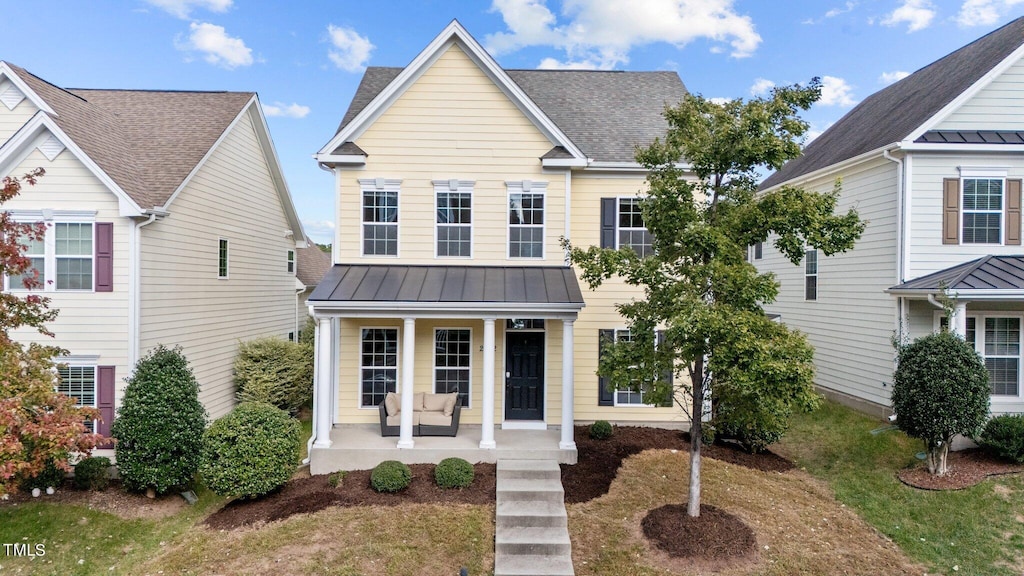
505,332,544,420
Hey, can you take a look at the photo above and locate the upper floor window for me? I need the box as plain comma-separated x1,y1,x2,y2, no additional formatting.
218,238,229,279
617,198,653,257
8,221,95,291
359,178,401,257
508,180,546,258
943,171,1022,246
804,249,817,301
435,180,473,258
287,250,295,273
753,241,763,260
962,178,1004,244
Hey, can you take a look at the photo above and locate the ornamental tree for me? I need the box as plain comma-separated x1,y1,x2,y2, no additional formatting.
892,331,990,475
0,169,103,495
566,80,864,517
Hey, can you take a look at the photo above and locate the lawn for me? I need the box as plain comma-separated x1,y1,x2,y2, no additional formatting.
775,400,1024,576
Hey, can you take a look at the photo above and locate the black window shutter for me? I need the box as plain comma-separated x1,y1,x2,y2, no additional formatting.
655,330,673,407
598,329,614,406
600,198,616,249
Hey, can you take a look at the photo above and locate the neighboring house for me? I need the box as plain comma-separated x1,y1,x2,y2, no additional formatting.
307,20,688,471
756,17,1024,417
295,244,332,338
0,62,307,443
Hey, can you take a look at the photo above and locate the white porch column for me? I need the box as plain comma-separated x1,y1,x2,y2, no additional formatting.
313,316,333,448
398,317,416,449
480,317,497,449
952,301,968,338
560,319,577,450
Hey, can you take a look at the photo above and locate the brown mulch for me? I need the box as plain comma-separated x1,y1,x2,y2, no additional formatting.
642,503,758,565
897,448,1024,490
204,463,497,530
562,425,794,503
0,480,187,520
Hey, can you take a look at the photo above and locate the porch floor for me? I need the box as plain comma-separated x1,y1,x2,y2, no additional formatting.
309,424,577,474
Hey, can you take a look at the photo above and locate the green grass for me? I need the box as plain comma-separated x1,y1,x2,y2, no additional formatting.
777,400,1024,576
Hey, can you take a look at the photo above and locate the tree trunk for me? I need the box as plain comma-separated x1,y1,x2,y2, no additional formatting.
926,440,950,476
687,356,704,517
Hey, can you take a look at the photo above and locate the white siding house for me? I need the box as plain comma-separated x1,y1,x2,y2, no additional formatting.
0,61,307,441
757,17,1024,416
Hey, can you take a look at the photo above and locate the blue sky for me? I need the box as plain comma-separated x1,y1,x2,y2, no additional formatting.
2,0,1023,244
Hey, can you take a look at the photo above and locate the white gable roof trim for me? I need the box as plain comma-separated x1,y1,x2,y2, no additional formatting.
0,63,55,115
316,20,587,163
0,111,144,217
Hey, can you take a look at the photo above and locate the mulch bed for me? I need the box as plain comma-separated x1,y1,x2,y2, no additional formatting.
205,463,496,530
897,448,1024,490
0,480,187,520
563,425,794,503
642,503,758,564
204,425,793,530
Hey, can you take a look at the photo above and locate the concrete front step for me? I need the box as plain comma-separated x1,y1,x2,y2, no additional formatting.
496,499,568,529
496,526,572,555
497,478,565,503
494,553,575,576
497,459,562,481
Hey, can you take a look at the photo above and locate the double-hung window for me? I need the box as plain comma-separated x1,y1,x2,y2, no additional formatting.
360,328,398,408
434,328,471,407
508,180,545,258
15,234,45,289
611,329,645,405
360,179,400,256
967,317,1022,397
804,249,818,301
218,238,229,279
435,180,472,257
962,178,1004,244
57,365,97,432
8,220,95,291
287,250,295,273
617,198,653,257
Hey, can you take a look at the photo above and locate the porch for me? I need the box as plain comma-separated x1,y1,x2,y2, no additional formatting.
309,424,576,474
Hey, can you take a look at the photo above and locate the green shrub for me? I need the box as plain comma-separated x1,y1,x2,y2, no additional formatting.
979,414,1024,463
74,456,111,491
200,402,301,499
371,460,412,493
327,471,346,488
892,331,990,475
298,317,316,347
434,458,474,489
234,337,314,414
20,458,66,491
589,420,613,440
112,346,207,494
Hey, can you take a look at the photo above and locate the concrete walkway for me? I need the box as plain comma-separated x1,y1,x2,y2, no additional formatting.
494,459,574,576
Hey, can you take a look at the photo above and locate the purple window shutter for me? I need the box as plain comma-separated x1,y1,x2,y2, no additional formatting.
95,223,113,292
97,366,115,447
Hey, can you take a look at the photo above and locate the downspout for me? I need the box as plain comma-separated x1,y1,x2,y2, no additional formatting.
883,148,907,345
130,213,159,369
564,169,572,264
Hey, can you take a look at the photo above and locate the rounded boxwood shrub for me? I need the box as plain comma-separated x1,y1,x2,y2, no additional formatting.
979,414,1024,463
234,337,313,414
74,456,111,491
371,460,412,493
112,346,207,495
589,420,613,440
200,402,301,499
434,457,474,489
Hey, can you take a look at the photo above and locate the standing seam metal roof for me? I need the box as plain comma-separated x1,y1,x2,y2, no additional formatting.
889,255,1024,291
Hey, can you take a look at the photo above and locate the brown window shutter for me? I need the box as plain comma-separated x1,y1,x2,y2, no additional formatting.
95,223,113,291
600,198,616,249
598,329,614,406
943,178,960,245
96,366,116,448
1007,179,1022,246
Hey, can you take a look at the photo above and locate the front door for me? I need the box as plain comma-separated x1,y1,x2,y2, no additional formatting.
505,332,544,420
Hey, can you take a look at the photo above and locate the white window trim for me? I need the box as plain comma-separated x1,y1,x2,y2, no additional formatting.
614,196,653,256
357,326,400,409
287,249,295,274
804,248,818,301
5,219,96,293
218,238,229,279
432,179,474,259
960,176,1006,246
358,178,402,258
432,327,473,408
932,310,1023,401
610,328,657,408
506,180,547,260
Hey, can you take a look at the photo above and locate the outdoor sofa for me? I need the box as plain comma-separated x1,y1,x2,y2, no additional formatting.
378,391,461,437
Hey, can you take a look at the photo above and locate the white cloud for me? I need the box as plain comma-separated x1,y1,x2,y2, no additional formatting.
803,2,858,24
749,77,775,96
327,25,374,73
144,0,231,19
179,22,253,69
881,0,936,32
263,102,310,119
879,70,911,84
708,97,733,105
956,0,1024,26
819,75,856,106
486,0,762,70
302,220,335,245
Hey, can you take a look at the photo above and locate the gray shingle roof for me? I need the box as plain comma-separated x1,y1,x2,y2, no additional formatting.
332,66,686,163
296,245,332,287
889,255,1024,291
310,264,585,305
6,62,254,209
762,16,1024,189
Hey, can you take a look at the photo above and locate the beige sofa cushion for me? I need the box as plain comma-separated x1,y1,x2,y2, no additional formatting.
414,392,426,411
384,392,400,416
386,412,420,427
423,393,448,412
443,393,458,417
419,411,452,427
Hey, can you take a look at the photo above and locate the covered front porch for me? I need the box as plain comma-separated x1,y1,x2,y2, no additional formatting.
306,264,587,474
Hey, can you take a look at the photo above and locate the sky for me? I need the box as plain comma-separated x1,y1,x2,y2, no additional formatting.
2,0,1023,245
